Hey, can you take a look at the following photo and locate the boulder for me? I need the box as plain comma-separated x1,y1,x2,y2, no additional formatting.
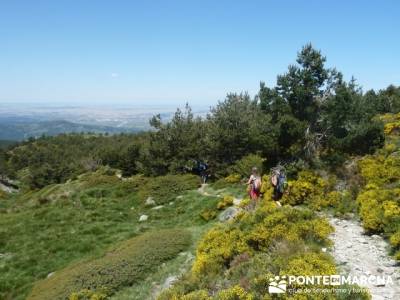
145,197,156,206
218,207,239,222
139,215,148,222
151,205,164,210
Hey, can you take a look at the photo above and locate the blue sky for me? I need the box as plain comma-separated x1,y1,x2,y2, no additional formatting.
0,0,399,106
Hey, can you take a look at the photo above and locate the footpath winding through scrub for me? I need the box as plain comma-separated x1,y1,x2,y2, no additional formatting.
328,216,400,300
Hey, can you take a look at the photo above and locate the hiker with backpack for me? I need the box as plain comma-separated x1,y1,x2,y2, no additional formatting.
190,159,209,184
247,167,262,202
270,166,286,203
198,161,209,184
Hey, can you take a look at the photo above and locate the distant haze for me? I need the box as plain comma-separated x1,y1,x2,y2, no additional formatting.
0,102,210,141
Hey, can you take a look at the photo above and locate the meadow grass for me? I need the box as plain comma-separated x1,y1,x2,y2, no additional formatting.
0,174,237,300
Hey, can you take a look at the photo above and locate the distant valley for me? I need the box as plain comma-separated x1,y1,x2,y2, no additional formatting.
0,103,209,141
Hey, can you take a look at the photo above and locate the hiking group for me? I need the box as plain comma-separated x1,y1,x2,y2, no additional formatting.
189,158,286,205
247,166,286,206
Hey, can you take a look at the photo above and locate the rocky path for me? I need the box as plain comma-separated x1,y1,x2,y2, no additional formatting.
328,217,400,300
197,183,210,196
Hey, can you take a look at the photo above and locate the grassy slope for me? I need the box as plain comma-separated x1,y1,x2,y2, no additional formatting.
0,172,243,300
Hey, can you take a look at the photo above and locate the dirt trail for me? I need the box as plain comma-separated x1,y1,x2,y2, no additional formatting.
328,216,400,300
197,183,210,195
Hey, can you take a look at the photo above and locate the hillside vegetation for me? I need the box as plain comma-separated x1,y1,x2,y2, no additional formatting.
0,45,400,299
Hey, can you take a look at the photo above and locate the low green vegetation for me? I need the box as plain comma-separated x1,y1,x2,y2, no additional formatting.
27,229,191,300
0,171,226,300
137,174,200,205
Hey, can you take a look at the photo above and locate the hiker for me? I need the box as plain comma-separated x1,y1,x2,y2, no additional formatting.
247,167,262,202
271,167,286,203
196,160,209,184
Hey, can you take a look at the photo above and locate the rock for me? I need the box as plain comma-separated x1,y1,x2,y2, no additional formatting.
384,262,394,267
145,197,156,206
233,198,242,206
47,272,55,278
152,205,164,210
218,207,239,222
139,215,148,222
162,276,178,290
377,267,384,273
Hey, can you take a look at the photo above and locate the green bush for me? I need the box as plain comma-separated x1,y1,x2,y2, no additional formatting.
138,174,199,204
211,178,231,190
200,208,217,221
27,229,191,300
340,120,385,155
229,154,265,178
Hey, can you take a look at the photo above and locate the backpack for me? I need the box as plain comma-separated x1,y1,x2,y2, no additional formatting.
277,173,287,193
252,176,262,192
200,163,207,171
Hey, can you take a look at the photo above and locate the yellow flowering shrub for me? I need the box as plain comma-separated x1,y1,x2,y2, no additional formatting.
238,197,251,209
217,195,234,210
182,290,211,300
248,209,333,251
357,189,385,232
283,252,336,276
383,116,400,135
260,175,274,201
380,112,400,132
192,226,251,276
68,289,108,300
358,155,387,186
357,115,400,260
158,289,211,300
309,190,343,211
215,285,254,300
200,208,217,221
357,159,400,232
280,170,336,211
383,143,397,155
390,231,400,248
225,174,242,184
383,201,400,219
